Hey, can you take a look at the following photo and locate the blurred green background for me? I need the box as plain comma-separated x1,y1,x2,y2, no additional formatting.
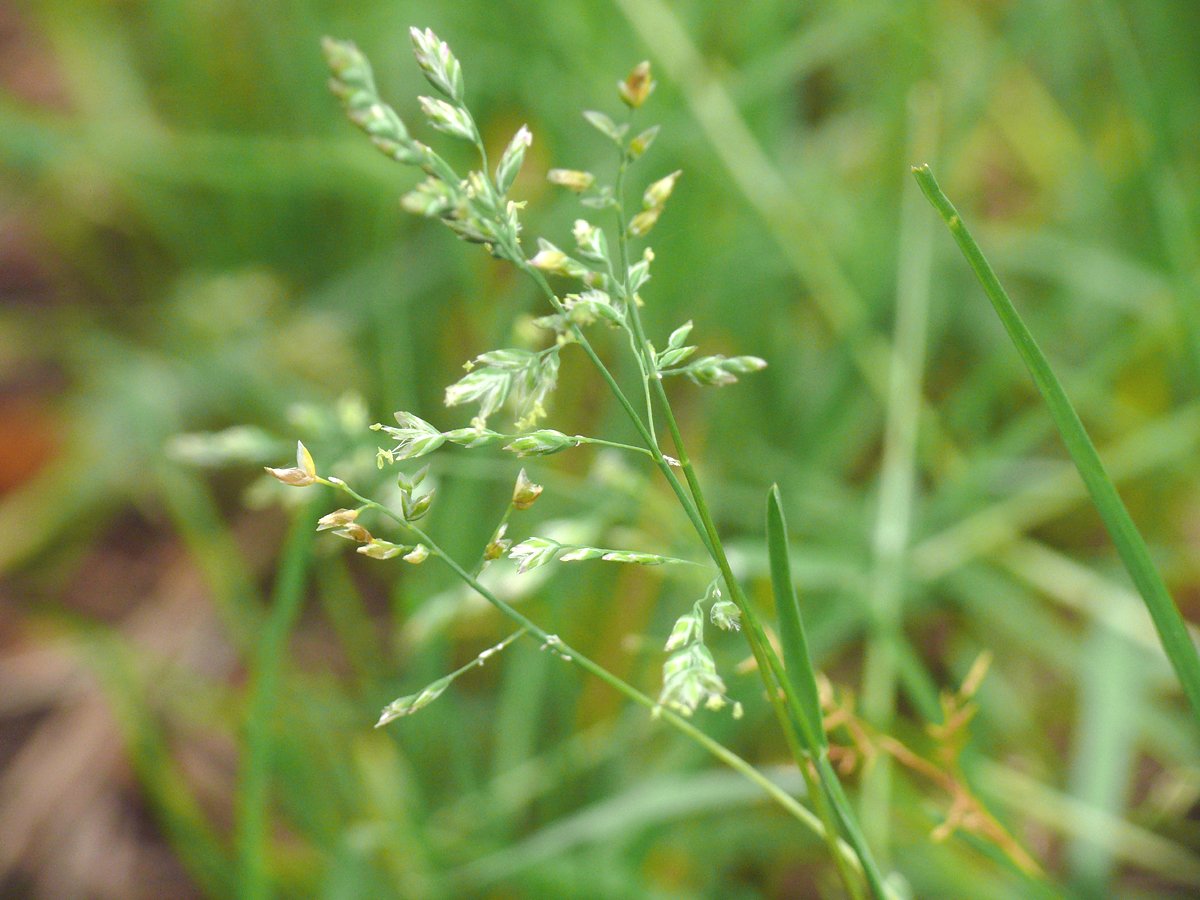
2,0,1200,896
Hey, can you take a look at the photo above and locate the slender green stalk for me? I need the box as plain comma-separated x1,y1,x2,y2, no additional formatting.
319,476,865,873
236,497,319,900
612,112,660,448
912,164,1200,723
609,143,830,774
462,431,666,463
602,140,890,895
324,33,892,893
578,435,663,459
639,323,857,837
604,124,811,747
512,255,715,558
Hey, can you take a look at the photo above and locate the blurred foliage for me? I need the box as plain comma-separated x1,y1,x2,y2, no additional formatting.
2,0,1200,897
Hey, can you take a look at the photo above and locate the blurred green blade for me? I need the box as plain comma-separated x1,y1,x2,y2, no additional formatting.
236,499,320,899
766,484,827,751
912,164,1200,725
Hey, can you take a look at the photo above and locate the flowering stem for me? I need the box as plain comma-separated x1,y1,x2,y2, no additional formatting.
318,477,863,867
612,116,660,447
609,129,813,758
521,199,893,900
605,131,889,896
639,279,890,899
605,129,801,748
506,142,888,896
513,256,717,558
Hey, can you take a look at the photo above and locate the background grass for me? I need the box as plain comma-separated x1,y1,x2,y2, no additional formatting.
2,0,1199,896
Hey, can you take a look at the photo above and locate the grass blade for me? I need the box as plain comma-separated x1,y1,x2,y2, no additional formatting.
767,488,897,896
912,164,1200,723
235,498,320,899
766,484,827,751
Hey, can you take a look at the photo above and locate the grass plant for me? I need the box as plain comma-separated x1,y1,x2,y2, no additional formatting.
4,4,1200,897
271,29,904,896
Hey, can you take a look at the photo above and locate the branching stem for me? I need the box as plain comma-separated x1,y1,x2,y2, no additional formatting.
318,476,865,870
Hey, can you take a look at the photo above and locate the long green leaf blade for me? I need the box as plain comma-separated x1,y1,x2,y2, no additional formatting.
912,164,1200,724
766,484,827,751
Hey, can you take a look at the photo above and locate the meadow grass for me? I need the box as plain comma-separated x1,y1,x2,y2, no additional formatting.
1,2,1199,897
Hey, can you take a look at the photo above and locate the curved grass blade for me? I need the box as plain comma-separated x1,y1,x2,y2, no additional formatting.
912,164,1200,724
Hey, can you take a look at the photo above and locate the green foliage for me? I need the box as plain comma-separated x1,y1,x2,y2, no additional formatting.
914,164,1200,722
4,2,1200,898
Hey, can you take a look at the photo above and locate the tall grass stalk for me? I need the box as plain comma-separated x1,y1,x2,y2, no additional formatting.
912,164,1200,723
319,475,868,879
278,29,901,896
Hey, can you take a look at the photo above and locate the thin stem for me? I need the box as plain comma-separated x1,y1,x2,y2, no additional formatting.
912,163,1200,725
606,141,807,757
467,108,491,180
513,256,716,558
607,125,807,758
321,477,863,870
442,627,527,683
457,430,665,462
651,375,893,900
612,118,660,446
608,140,889,896
488,130,887,895
577,435,662,460
472,502,514,577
